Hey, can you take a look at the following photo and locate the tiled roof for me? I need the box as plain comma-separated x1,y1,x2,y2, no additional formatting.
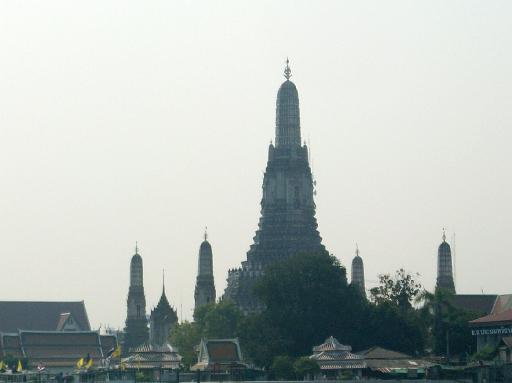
122,345,182,370
313,351,363,361
450,295,497,315
207,341,240,363
20,331,103,368
0,301,90,332
491,295,512,315
357,346,410,360
317,361,367,370
313,336,351,352
365,358,432,370
469,308,512,325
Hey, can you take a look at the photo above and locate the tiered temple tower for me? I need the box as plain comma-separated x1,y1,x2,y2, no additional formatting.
351,245,365,295
194,231,216,311
149,275,178,346
124,244,149,352
224,61,329,313
436,229,455,293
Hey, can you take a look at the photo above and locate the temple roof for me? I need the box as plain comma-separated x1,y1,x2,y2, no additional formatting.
0,301,90,333
450,294,498,315
313,336,352,352
469,308,512,325
123,343,182,370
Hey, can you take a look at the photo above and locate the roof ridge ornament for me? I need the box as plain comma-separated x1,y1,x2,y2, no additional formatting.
284,58,292,80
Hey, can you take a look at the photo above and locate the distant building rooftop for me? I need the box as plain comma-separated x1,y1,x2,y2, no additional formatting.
0,301,91,333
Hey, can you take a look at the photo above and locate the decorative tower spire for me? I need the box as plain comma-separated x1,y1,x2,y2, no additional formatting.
135,241,139,254
275,59,301,147
194,230,216,310
124,244,149,353
351,244,366,296
284,58,292,80
436,229,455,293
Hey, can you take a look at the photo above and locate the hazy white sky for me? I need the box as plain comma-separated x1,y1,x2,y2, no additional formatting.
1,1,511,329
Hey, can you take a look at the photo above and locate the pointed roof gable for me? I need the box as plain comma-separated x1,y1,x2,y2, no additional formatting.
0,301,90,333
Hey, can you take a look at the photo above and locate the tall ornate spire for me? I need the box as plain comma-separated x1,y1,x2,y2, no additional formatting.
351,244,365,295
124,244,149,352
275,59,301,147
223,63,328,313
195,230,216,310
436,229,455,293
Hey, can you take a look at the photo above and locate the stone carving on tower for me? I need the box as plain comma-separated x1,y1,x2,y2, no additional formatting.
124,244,149,352
436,229,455,293
149,274,178,347
224,61,329,313
351,244,365,296
194,230,216,311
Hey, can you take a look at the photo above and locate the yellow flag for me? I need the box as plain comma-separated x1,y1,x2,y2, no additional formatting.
0,361,5,370
76,358,84,369
17,360,22,373
112,345,121,358
85,358,93,369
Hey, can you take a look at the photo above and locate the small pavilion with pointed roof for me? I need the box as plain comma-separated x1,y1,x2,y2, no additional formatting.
309,336,366,378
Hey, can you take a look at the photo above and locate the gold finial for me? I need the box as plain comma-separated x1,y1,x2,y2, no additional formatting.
284,58,292,80
162,269,166,294
355,243,359,257
442,228,446,242
135,241,139,254
204,226,208,241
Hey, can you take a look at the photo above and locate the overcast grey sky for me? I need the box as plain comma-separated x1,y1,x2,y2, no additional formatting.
1,1,511,329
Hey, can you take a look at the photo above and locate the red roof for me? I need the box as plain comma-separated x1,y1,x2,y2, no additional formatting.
470,308,512,325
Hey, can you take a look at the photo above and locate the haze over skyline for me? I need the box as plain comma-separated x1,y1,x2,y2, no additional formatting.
1,1,511,329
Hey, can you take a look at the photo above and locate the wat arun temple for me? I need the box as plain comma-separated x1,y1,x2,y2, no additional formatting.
223,61,330,313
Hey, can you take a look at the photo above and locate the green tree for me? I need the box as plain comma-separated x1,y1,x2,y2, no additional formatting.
370,268,422,311
366,302,426,355
169,321,200,369
194,300,242,339
271,355,295,380
417,289,476,357
293,357,320,380
250,253,368,364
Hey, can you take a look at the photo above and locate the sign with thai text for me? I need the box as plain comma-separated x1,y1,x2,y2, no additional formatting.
471,327,512,336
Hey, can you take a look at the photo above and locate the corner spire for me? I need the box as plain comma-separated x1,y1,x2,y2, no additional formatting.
284,58,292,80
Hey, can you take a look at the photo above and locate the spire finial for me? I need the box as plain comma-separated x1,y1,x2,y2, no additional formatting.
284,58,292,80
135,241,139,254
442,228,446,242
355,243,359,257
162,269,166,295
204,226,208,241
